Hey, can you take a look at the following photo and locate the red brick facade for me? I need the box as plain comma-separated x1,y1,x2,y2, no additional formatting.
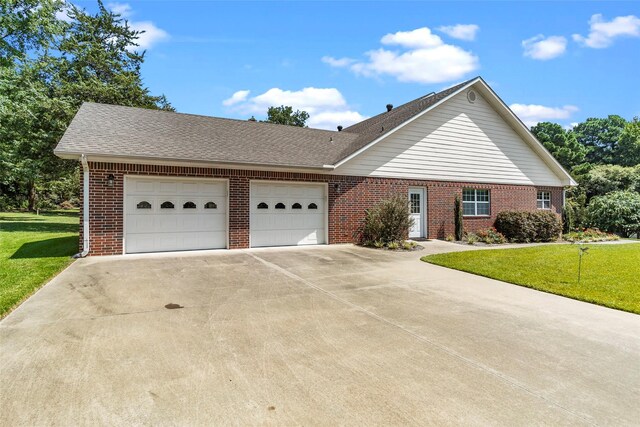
80,162,563,255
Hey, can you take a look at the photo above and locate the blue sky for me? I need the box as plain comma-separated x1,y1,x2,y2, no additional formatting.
74,1,640,130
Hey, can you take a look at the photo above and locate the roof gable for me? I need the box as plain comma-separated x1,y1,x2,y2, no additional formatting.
334,88,569,186
332,77,576,186
53,77,575,185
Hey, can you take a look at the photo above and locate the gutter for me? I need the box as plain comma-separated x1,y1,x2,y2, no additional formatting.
73,154,90,258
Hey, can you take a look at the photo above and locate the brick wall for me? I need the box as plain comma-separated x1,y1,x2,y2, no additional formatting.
80,162,563,255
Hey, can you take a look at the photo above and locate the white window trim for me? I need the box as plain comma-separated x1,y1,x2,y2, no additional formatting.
463,189,490,217
537,191,551,210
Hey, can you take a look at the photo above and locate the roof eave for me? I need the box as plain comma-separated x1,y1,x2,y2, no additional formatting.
53,151,332,171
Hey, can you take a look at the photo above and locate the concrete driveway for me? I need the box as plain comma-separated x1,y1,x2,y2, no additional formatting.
1,243,639,425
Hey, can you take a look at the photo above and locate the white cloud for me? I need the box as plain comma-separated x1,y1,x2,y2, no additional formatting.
573,14,640,48
321,56,356,67
522,35,567,60
223,87,367,130
107,2,133,18
129,21,169,49
381,27,443,48
437,24,479,41
307,111,367,130
324,26,479,84
510,104,579,128
222,90,250,106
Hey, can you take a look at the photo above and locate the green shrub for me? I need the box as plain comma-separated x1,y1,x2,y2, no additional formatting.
466,233,478,245
587,191,640,237
495,210,562,242
402,241,416,250
387,241,400,250
562,190,588,232
445,234,455,242
580,164,640,200
454,194,463,241
357,194,414,245
475,227,507,244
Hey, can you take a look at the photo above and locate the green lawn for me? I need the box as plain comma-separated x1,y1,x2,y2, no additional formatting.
422,243,640,314
0,211,78,318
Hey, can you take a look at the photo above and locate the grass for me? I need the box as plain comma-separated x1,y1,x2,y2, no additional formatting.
0,211,78,318
422,243,640,314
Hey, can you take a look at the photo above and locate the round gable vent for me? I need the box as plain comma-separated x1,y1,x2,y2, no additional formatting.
467,90,477,103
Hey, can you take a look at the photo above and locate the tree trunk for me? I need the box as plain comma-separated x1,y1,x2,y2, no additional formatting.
28,181,36,212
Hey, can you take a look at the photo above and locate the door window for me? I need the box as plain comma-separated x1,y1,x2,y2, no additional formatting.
410,193,421,214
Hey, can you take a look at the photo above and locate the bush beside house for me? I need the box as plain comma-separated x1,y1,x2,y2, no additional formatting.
586,191,640,237
357,195,415,248
495,211,562,243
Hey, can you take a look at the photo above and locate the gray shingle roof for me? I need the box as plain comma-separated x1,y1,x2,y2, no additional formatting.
54,78,477,168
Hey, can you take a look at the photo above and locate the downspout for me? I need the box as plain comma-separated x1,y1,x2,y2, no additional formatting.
73,154,90,258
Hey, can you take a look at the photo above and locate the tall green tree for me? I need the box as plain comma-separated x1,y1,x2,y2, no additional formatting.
53,1,173,109
573,115,627,164
263,105,309,127
616,117,640,166
1,0,173,211
0,0,64,66
0,63,75,210
530,122,587,171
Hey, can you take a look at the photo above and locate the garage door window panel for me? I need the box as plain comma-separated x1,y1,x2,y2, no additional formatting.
137,201,152,209
275,203,286,209
182,201,196,209
161,201,175,209
205,201,218,209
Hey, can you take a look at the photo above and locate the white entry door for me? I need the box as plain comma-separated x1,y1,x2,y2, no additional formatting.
125,177,227,253
409,188,425,238
250,182,326,247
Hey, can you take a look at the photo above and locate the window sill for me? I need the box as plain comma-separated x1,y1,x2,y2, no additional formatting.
463,215,491,218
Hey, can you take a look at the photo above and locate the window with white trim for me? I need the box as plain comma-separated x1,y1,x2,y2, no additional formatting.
537,191,551,209
462,189,490,216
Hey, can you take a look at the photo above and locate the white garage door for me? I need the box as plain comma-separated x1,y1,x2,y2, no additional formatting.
250,182,326,247
125,177,227,253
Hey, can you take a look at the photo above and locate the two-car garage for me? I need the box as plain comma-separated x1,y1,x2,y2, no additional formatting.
124,177,326,254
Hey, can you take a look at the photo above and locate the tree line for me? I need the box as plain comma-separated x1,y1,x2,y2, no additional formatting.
530,118,640,236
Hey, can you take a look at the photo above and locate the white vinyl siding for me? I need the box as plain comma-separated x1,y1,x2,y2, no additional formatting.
463,189,490,216
335,90,564,186
537,191,551,209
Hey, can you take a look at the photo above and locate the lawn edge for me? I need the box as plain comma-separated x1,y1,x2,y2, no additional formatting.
421,254,640,316
0,258,76,321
